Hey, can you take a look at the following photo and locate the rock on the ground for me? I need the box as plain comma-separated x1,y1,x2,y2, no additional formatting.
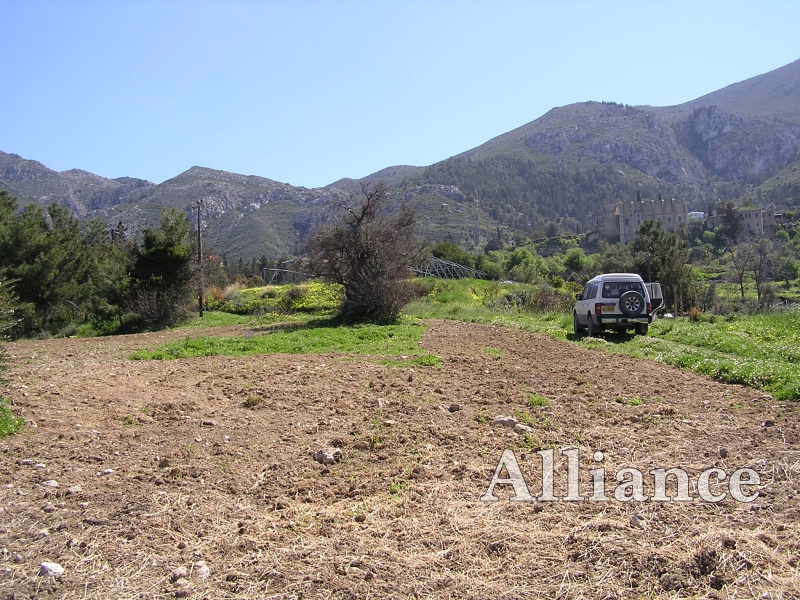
313,447,342,465
195,561,211,579
493,416,519,428
38,561,64,577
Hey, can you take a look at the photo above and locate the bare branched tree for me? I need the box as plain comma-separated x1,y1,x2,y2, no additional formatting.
727,242,755,300
304,183,419,323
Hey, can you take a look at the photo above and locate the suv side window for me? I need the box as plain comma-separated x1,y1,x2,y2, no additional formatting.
582,283,593,299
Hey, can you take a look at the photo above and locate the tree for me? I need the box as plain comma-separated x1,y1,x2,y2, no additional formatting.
0,196,94,333
727,242,754,300
0,275,18,342
430,241,477,269
305,183,419,323
563,247,587,275
83,218,136,328
750,239,775,305
590,240,634,276
776,241,799,288
631,220,691,310
717,202,743,245
128,208,195,327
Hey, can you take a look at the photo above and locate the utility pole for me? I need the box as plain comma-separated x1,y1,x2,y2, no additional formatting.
196,199,204,317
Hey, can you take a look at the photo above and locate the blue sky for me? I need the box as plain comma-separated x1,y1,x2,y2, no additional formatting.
3,0,799,188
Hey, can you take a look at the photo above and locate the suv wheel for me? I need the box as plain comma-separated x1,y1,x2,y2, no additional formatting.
573,313,585,336
587,314,602,337
619,291,645,317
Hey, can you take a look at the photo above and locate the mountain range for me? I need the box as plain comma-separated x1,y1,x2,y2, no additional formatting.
2,58,799,259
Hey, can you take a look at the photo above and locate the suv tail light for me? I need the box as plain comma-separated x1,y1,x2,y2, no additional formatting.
647,302,652,314
594,303,602,315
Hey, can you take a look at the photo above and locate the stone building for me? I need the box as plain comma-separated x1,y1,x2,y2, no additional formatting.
703,203,777,237
598,198,690,243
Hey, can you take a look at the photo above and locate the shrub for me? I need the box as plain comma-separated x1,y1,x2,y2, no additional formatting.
305,183,421,323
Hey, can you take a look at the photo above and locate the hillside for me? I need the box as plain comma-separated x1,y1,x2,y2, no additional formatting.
2,58,800,259
652,58,800,124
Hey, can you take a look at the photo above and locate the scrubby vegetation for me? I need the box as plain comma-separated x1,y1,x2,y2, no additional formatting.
1,183,798,400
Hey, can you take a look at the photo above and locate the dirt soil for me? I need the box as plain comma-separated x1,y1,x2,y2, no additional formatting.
1,320,799,599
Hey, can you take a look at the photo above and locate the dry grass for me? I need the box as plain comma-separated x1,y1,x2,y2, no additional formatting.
1,321,799,598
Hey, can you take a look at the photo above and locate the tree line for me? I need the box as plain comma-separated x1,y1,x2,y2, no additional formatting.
1,185,798,339
0,191,195,336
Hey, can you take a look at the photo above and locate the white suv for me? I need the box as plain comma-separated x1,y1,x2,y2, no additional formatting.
573,273,661,336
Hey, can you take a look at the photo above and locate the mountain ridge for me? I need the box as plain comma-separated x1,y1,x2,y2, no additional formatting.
3,58,799,259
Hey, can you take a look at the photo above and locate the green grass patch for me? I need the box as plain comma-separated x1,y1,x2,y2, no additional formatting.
177,310,265,328
130,320,434,362
526,393,551,407
0,399,24,438
575,311,800,400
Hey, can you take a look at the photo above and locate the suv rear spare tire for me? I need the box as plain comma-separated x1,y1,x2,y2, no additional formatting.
619,290,645,317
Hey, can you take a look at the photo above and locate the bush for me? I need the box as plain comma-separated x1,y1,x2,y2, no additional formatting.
125,286,190,328
305,183,421,323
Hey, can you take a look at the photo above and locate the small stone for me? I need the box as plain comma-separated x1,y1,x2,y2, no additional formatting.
42,502,56,513
492,416,519,428
42,480,59,488
313,447,342,465
158,458,171,468
195,561,210,579
20,459,34,466
174,577,191,597
718,446,728,459
35,529,50,538
66,485,83,496
33,463,46,469
200,419,216,427
177,541,187,550
630,513,648,529
170,566,188,582
763,420,775,427
38,561,64,577
102,469,114,475
448,403,461,413
514,423,535,434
